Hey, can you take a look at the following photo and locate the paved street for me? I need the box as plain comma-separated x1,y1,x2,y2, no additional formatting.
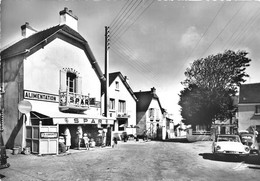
1,140,260,181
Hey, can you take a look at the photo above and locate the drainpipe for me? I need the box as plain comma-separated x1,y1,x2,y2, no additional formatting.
0,58,4,146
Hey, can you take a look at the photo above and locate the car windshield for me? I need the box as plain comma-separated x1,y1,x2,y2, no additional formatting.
217,135,240,142
241,135,253,143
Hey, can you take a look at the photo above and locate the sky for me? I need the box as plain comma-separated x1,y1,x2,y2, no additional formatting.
1,0,260,122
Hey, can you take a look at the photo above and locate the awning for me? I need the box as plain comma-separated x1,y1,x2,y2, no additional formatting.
27,100,114,125
250,114,260,120
31,111,114,125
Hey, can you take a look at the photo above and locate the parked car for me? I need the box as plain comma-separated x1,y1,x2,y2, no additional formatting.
239,133,259,155
212,134,250,157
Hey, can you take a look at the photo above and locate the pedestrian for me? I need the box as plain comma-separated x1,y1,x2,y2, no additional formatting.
143,130,147,141
83,133,90,150
64,127,71,151
76,126,83,150
102,130,106,147
112,137,118,148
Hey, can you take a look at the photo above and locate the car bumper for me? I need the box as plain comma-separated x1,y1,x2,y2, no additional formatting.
214,151,249,157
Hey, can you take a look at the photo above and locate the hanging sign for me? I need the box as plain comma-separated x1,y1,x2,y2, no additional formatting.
40,132,58,138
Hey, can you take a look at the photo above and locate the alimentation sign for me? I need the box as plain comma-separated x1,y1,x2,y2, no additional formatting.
24,90,59,103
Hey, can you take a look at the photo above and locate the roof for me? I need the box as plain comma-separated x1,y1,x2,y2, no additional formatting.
109,72,138,102
239,83,260,104
0,24,105,82
134,88,163,113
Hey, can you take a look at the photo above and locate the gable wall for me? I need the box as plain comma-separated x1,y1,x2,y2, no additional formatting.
24,38,100,99
238,104,260,130
108,76,136,127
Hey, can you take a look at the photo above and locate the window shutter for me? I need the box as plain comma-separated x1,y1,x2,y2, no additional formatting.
76,76,82,94
60,69,67,92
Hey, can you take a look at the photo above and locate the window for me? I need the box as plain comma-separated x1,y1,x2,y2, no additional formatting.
115,81,119,90
60,69,82,94
67,72,76,93
255,105,260,114
109,98,115,110
149,108,154,118
118,100,126,113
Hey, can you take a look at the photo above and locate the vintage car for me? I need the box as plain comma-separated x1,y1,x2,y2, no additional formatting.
212,134,250,157
240,133,259,155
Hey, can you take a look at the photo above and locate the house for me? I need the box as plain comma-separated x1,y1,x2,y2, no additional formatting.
238,83,260,133
0,8,114,154
211,95,238,136
164,113,176,139
134,87,166,140
107,72,138,139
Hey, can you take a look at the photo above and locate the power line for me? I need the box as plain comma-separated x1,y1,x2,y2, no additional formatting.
200,3,245,58
230,7,260,50
222,7,258,50
110,0,141,38
112,39,155,71
172,2,226,81
112,42,160,83
111,48,160,87
111,0,154,44
109,0,132,28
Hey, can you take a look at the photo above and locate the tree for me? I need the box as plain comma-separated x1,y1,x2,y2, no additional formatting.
179,50,251,126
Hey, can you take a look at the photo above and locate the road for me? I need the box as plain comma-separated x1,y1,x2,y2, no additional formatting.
1,140,260,181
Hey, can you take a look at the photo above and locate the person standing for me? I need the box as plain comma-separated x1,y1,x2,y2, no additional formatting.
112,137,118,148
76,126,83,150
83,133,90,150
64,127,71,151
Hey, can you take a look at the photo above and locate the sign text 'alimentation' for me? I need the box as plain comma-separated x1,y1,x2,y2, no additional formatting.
24,90,59,103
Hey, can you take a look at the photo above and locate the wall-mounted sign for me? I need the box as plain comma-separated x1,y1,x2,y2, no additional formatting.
40,132,58,138
54,117,114,125
24,90,59,103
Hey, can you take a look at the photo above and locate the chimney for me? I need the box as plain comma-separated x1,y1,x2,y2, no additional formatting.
124,76,129,84
59,7,78,32
151,87,156,94
21,22,37,38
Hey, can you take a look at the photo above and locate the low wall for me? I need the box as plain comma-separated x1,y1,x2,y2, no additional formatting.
186,128,212,142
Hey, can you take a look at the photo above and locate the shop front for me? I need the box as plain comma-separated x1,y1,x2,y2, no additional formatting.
25,100,114,155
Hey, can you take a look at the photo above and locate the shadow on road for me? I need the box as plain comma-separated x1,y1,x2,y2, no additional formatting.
245,155,260,165
162,138,190,143
0,174,5,179
200,153,260,165
199,153,247,162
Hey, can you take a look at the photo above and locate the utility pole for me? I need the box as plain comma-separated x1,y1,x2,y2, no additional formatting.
104,26,110,117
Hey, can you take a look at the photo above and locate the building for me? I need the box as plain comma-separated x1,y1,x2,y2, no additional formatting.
107,72,138,139
134,87,166,140
238,83,260,133
165,113,174,139
0,8,114,154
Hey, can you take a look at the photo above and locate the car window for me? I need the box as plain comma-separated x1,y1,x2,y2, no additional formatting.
217,136,240,142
